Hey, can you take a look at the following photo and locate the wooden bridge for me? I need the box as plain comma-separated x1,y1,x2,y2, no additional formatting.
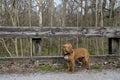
0,27,120,55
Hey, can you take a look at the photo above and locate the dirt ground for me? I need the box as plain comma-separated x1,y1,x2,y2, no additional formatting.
0,58,120,80
0,59,120,73
0,60,120,80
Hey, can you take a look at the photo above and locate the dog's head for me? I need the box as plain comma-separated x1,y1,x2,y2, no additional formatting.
63,43,73,54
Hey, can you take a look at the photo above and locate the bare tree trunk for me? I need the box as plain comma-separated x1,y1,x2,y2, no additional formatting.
28,0,33,57
109,0,115,26
37,0,42,27
15,1,23,56
58,0,67,55
95,0,99,55
20,39,23,56
47,0,54,55
100,0,105,54
50,0,54,55
84,0,88,27
62,0,66,27
50,0,54,27
84,0,89,49
80,0,85,48
100,0,104,27
14,4,19,57
7,0,19,56
76,12,79,48
8,0,19,57
95,0,98,27
11,0,19,57
1,39,12,57
14,39,18,56
35,0,43,56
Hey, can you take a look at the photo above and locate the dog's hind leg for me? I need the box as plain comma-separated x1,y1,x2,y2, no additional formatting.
77,57,85,69
81,58,86,69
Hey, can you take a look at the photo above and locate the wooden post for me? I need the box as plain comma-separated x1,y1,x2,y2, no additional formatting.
108,38,119,55
32,38,42,56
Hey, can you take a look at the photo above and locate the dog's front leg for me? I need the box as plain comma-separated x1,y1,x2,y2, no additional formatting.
71,60,75,73
66,61,70,71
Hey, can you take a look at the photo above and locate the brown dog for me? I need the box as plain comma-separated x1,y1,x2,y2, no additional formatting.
63,43,91,73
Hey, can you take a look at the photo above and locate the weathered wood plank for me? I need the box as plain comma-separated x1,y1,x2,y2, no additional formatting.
0,27,120,38
0,55,119,64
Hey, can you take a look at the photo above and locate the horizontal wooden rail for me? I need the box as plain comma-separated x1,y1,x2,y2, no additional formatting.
0,55,120,64
0,27,120,38
0,55,119,60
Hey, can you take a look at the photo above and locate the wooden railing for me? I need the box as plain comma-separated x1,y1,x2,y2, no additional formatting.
0,27,120,55
0,27,120,38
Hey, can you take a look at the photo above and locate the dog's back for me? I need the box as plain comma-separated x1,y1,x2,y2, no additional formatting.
73,48,89,60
